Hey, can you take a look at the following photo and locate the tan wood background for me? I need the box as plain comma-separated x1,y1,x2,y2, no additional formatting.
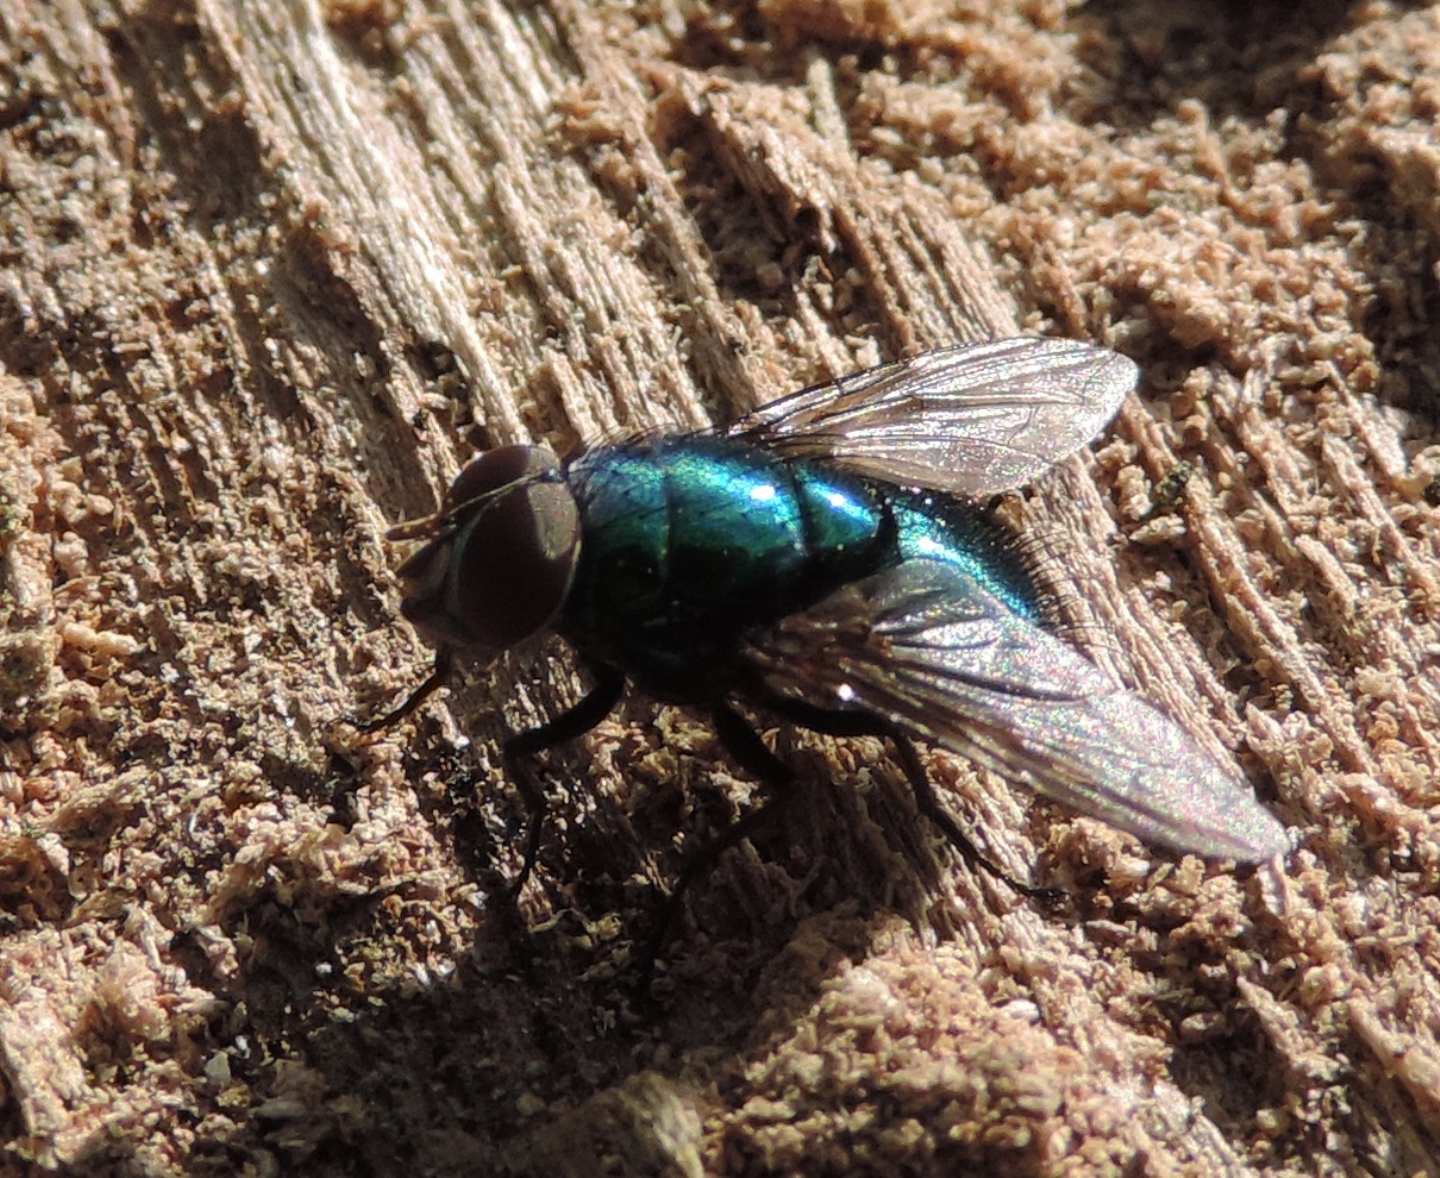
3,1,1439,1174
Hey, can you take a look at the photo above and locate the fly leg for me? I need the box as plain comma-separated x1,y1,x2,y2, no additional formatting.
358,650,455,733
758,693,1062,905
639,704,796,982
503,664,625,894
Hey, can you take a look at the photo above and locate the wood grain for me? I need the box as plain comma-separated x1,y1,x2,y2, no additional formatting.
2,2,1438,1174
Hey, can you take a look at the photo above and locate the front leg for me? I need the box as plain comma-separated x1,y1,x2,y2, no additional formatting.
358,650,455,733
504,663,626,894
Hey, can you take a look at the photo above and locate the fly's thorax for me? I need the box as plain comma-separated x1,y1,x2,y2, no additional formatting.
559,437,893,690
394,444,581,653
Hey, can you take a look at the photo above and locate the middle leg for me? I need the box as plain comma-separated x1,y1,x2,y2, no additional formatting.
640,703,798,979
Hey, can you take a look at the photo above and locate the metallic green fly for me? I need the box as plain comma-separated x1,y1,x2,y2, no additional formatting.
368,337,1288,943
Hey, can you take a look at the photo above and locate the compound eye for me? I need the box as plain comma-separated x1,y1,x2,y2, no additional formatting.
444,444,559,509
397,445,580,652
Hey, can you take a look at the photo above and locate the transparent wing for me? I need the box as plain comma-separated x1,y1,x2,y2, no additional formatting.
726,337,1138,496
742,560,1288,862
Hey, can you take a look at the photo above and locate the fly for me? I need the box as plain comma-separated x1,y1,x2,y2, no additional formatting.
363,337,1289,962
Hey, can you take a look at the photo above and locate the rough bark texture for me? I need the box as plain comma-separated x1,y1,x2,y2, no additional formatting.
3,1,1439,1175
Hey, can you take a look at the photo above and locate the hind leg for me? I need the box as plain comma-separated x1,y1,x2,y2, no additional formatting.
757,692,1060,903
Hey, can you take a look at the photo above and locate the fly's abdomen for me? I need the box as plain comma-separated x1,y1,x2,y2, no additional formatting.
889,494,1041,623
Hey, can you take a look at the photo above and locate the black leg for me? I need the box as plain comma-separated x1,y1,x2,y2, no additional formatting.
756,692,1062,904
638,704,797,982
711,702,796,788
504,664,626,894
358,650,455,733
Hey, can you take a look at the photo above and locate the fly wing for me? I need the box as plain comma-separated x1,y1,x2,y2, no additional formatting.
741,560,1289,862
726,337,1138,496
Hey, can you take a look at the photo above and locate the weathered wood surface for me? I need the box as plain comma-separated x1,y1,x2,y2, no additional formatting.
2,2,1439,1174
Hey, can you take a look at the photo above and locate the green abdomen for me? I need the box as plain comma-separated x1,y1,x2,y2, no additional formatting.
560,436,1036,701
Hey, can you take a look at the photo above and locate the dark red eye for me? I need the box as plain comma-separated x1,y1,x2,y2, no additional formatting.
445,444,551,509
397,446,580,652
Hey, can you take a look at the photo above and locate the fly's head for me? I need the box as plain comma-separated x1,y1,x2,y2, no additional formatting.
392,445,581,654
